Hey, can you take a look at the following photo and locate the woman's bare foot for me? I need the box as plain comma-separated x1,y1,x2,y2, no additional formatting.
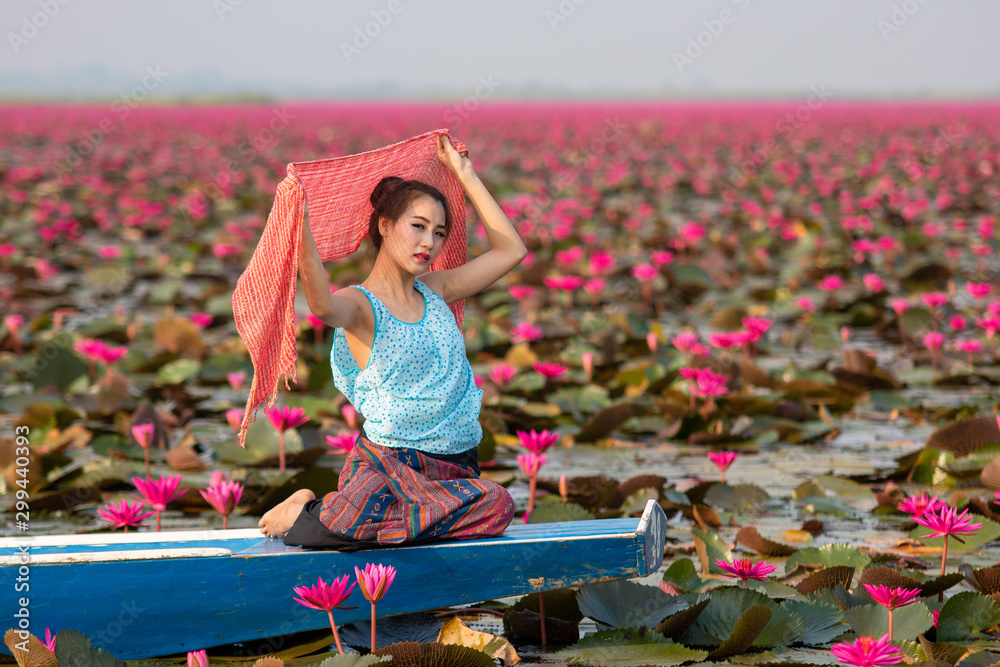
258,489,316,539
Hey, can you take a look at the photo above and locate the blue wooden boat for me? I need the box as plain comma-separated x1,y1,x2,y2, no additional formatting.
1,500,666,660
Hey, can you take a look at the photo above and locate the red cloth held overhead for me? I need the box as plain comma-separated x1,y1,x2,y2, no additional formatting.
232,129,471,449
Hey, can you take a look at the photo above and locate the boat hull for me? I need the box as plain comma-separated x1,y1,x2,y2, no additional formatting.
1,500,666,659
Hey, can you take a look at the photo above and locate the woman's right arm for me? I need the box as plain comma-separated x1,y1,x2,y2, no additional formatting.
298,218,359,329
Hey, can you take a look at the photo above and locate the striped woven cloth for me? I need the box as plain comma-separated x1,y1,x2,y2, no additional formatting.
232,129,471,449
319,434,514,544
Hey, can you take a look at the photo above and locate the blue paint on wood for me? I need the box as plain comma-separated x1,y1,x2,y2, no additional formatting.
1,501,667,659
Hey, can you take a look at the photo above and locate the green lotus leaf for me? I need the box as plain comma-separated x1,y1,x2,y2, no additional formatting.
937,592,1000,642
842,602,933,641
552,628,709,666
577,580,694,630
785,544,871,574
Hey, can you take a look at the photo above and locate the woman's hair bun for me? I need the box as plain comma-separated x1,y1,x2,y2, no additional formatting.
370,176,405,208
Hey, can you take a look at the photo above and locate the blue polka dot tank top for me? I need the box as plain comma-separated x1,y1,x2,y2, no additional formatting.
330,278,483,455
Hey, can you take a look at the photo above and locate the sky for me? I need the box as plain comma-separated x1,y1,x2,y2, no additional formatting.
1,0,999,101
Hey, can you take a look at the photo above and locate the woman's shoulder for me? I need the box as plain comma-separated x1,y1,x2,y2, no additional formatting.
415,275,447,302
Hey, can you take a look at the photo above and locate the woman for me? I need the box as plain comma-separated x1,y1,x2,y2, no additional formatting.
258,134,525,549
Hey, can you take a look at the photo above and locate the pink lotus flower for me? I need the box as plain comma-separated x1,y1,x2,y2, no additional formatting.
226,408,243,430
293,574,357,654
266,405,308,432
863,274,885,293
555,246,583,267
266,405,309,472
97,498,154,532
510,322,543,344
131,422,156,477
672,332,700,353
923,332,945,350
679,221,705,245
863,584,922,640
582,277,605,296
355,563,397,650
741,317,772,340
131,474,186,531
708,332,739,350
707,451,738,484
342,404,358,429
967,282,991,300
831,635,903,667
200,472,244,529
516,429,560,455
920,292,948,310
509,284,536,301
97,342,128,365
714,558,776,587
489,363,517,386
96,244,123,260
797,296,817,312
43,628,56,654
517,451,547,478
187,649,208,667
581,351,594,379
897,493,946,517
189,312,213,329
948,315,967,331
631,263,659,282
326,432,358,455
533,361,567,381
227,371,246,391
651,250,675,266
647,331,660,353
818,275,844,291
74,338,105,362
914,505,983,577
589,250,616,275
688,369,730,399
890,298,910,317
932,609,940,628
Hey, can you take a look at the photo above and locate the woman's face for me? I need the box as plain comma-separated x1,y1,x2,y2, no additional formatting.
380,195,448,272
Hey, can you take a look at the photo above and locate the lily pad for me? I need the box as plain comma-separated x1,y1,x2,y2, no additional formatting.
527,499,594,523
339,612,441,652
682,586,805,649
937,592,1000,642
577,580,693,629
692,528,734,575
155,358,201,384
842,602,933,641
552,628,709,666
783,599,849,646
661,558,711,593
785,544,871,574
704,483,771,512
814,474,876,499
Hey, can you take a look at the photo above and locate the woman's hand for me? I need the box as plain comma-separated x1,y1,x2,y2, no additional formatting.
435,133,472,176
